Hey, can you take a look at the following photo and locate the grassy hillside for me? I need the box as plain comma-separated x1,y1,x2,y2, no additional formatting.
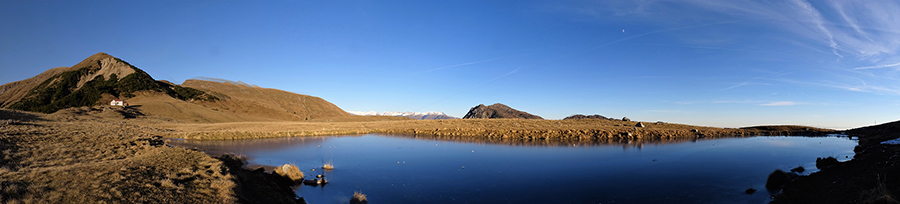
0,67,73,108
3,53,216,113
180,79,350,121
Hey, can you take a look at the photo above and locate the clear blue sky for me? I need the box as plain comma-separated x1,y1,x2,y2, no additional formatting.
3,0,900,129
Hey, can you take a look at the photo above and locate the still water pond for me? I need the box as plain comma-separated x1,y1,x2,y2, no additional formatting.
170,134,856,204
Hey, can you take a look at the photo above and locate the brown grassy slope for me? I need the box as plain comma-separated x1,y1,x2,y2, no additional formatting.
0,67,73,108
126,91,256,123
0,109,237,203
111,79,372,123
181,79,349,121
154,118,832,140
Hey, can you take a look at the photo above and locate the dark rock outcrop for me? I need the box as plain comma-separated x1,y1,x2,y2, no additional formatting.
462,103,543,119
766,169,799,192
815,157,839,169
563,114,609,120
745,188,757,194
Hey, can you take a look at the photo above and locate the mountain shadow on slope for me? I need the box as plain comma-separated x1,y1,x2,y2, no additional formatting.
462,103,543,119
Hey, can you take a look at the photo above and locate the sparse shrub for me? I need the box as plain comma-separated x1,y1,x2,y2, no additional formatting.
323,161,334,170
351,191,368,204
816,157,839,169
160,179,179,189
790,166,805,173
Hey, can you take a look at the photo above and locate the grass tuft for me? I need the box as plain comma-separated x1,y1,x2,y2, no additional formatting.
861,175,898,204
160,179,179,189
323,160,334,170
351,191,368,204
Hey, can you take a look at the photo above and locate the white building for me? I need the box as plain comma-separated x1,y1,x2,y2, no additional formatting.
110,99,125,106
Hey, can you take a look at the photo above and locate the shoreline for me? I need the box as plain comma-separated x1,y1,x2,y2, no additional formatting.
771,121,900,203
151,119,834,141
3,108,872,203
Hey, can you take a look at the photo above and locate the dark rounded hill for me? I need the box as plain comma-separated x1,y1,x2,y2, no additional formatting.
563,114,610,120
462,103,543,119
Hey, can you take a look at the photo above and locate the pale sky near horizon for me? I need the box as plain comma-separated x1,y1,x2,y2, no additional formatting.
3,0,900,129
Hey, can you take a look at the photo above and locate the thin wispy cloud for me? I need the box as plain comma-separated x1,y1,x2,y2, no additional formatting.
759,101,797,106
557,0,900,100
563,0,900,63
779,78,900,95
411,53,532,76
790,0,842,59
715,81,774,93
853,62,900,70
760,101,799,106
643,109,693,114
675,100,761,105
419,67,524,110
581,20,748,53
721,82,750,91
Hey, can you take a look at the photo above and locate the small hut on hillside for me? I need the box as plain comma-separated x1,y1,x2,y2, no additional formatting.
110,99,125,106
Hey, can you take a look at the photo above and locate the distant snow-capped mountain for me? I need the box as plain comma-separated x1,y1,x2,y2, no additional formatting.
347,111,457,120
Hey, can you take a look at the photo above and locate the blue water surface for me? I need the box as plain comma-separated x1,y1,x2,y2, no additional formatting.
170,134,856,204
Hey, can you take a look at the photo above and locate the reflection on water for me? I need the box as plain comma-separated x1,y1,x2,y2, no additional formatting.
379,133,831,147
168,134,857,204
168,136,344,156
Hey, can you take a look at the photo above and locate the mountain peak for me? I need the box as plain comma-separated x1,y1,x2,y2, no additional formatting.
3,52,217,113
91,52,113,58
67,52,138,89
72,52,116,69
463,103,543,119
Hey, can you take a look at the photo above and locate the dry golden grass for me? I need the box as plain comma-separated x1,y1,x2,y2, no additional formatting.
323,161,334,170
123,89,411,124
351,191,368,204
180,79,350,120
149,118,832,141
0,109,237,203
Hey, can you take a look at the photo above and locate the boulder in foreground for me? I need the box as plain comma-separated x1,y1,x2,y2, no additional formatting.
274,164,304,182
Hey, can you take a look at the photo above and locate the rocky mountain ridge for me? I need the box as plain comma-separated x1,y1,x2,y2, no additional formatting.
462,103,543,119
348,111,457,120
